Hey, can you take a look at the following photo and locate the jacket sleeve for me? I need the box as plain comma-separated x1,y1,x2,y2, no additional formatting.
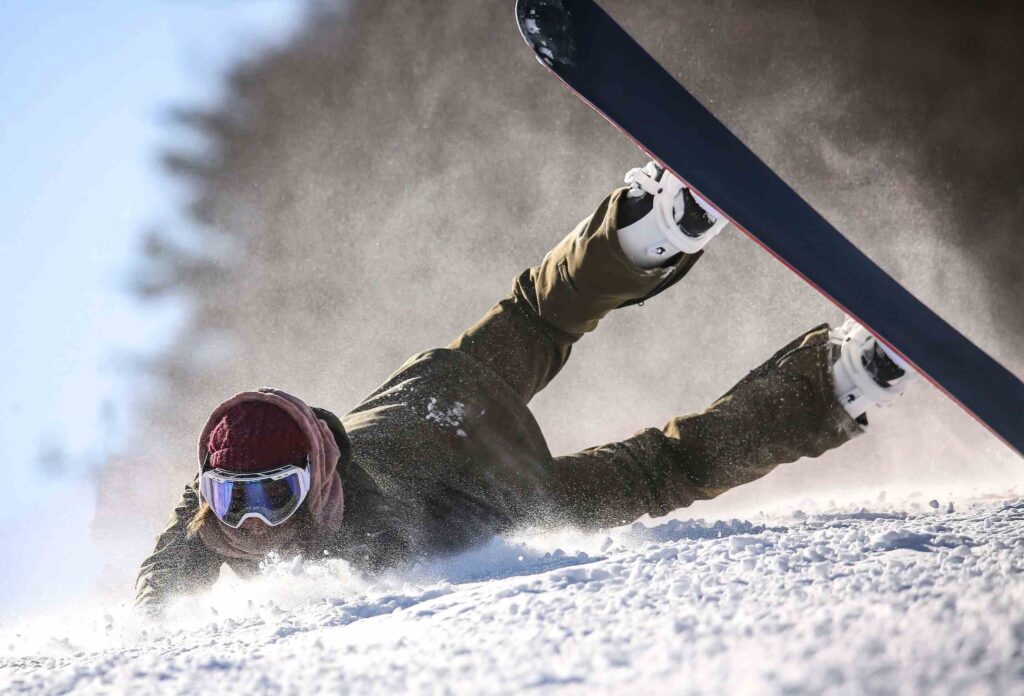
134,477,224,611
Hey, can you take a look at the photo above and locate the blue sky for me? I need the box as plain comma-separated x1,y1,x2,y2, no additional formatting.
0,0,306,620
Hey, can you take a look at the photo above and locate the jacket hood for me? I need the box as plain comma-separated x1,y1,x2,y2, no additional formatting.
195,388,346,559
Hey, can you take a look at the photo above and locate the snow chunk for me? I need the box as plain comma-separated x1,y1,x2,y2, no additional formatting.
870,528,933,551
425,397,467,435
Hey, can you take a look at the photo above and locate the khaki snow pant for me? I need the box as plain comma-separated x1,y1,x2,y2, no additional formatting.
449,187,862,527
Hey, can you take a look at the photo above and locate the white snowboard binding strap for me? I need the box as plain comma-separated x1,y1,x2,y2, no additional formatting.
830,317,918,420
617,161,730,268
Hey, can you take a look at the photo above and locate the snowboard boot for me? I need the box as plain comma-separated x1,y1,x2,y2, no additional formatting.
829,317,918,420
616,161,729,268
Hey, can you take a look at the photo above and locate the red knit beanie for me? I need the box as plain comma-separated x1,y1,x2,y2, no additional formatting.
207,401,309,472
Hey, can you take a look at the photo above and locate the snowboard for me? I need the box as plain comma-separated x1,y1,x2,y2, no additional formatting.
515,0,1024,457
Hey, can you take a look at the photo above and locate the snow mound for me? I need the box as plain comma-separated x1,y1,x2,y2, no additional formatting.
4,496,1024,694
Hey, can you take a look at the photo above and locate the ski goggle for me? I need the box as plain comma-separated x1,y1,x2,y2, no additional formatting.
199,456,311,528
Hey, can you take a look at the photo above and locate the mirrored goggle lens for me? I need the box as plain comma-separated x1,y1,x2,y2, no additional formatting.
207,474,304,527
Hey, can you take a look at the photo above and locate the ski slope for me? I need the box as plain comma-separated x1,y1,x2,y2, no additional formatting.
3,493,1024,695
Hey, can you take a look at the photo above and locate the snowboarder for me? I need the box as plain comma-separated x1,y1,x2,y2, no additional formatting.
135,162,916,611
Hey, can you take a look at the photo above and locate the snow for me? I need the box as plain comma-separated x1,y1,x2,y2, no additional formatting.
425,397,468,437
4,493,1024,694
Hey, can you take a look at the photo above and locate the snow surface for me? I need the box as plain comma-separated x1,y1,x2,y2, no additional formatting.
4,493,1024,695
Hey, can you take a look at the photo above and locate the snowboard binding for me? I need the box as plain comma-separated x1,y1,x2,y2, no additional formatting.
617,161,729,268
830,317,918,420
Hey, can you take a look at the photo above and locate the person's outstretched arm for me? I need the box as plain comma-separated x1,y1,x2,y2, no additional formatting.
134,477,224,613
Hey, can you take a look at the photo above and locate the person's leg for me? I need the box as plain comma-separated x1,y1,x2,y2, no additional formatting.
448,186,701,403
538,325,864,529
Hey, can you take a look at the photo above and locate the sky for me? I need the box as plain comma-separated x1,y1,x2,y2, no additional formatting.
0,0,306,621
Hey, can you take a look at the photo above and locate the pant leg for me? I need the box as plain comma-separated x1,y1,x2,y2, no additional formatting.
541,325,864,529
448,187,701,403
